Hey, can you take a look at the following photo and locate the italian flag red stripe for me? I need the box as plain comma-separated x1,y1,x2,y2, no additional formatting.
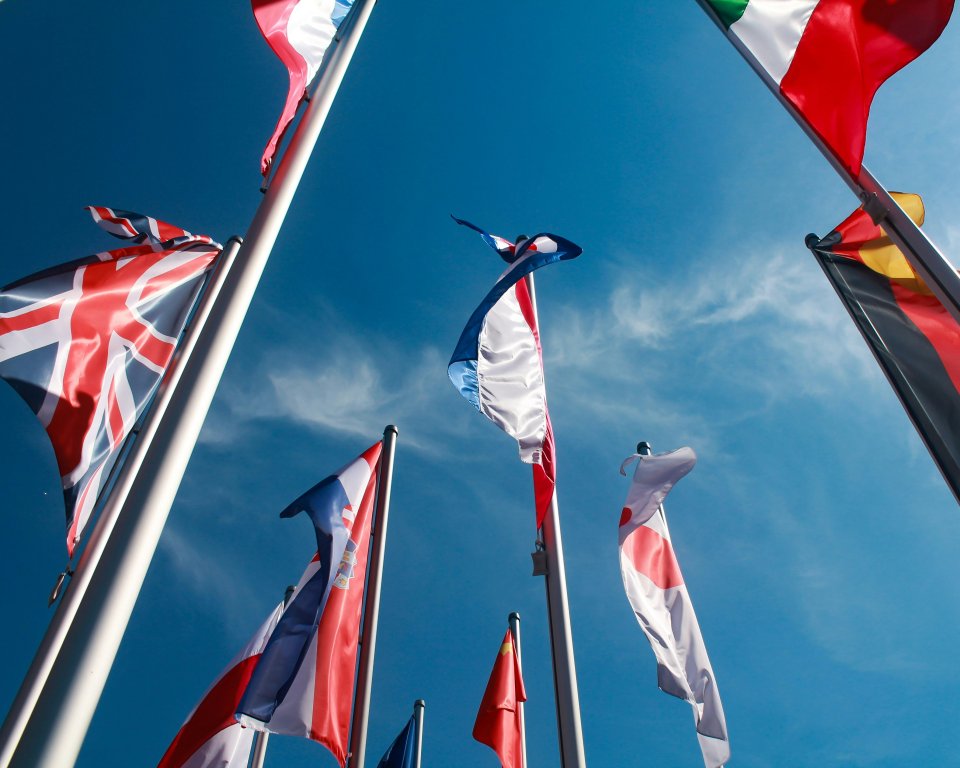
708,0,954,175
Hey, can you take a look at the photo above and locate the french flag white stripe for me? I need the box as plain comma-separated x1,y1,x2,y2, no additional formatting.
476,283,547,465
287,0,339,83
175,727,254,768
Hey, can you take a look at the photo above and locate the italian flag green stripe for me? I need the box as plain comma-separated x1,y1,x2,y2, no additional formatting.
706,0,749,28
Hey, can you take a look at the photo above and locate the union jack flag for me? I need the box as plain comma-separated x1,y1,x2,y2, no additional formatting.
0,207,221,556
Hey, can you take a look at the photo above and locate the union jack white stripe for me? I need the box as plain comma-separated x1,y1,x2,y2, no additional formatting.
0,208,221,555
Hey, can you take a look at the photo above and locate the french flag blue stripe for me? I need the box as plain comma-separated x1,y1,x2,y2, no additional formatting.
237,474,351,723
448,232,582,372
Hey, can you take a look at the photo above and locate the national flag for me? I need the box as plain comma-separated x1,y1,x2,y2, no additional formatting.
618,448,729,768
704,0,954,176
157,602,284,768
253,0,354,175
0,207,220,555
375,715,417,768
472,630,526,768
807,193,960,502
448,218,581,527
237,441,382,767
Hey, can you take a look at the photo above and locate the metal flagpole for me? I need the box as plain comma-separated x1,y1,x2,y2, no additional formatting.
249,731,269,768
525,274,587,768
412,699,425,768
347,424,398,768
508,612,528,768
0,236,243,768
8,3,379,765
692,0,960,328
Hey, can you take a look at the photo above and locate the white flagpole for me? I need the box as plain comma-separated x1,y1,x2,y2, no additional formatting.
0,236,243,768
525,274,587,768
347,424,398,768
8,3,379,765
692,0,960,327
508,612,528,768
412,699,425,768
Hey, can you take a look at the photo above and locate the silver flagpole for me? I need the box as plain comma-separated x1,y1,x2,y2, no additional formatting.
525,274,587,768
692,0,960,327
347,424,398,768
0,236,243,768
8,3,379,765
508,612,528,768
412,699,425,768
249,731,269,768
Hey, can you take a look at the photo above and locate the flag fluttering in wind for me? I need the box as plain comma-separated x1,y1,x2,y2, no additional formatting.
0,207,220,555
704,0,954,176
157,603,283,768
448,218,581,527
376,715,417,768
619,448,729,768
237,441,382,767
473,630,527,768
807,194,960,502
253,0,354,175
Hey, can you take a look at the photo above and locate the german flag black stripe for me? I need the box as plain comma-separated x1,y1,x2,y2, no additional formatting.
810,245,960,503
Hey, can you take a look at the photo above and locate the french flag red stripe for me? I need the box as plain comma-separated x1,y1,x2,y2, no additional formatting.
157,656,261,768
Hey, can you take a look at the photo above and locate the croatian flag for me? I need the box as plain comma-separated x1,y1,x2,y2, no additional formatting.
237,441,381,767
157,603,284,768
253,0,354,175
618,448,729,768
448,218,581,527
0,207,220,555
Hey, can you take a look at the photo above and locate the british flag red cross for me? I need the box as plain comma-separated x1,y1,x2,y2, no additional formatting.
0,207,221,555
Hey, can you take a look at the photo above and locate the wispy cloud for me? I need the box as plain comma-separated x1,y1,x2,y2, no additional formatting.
545,245,881,451
157,523,261,629
202,320,471,456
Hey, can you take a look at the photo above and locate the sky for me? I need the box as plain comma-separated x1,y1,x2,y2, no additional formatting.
1,1,960,766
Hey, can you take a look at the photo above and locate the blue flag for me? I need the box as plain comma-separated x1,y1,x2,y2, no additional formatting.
376,716,417,768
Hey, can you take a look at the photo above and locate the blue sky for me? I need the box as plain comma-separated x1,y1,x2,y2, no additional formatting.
1,1,960,766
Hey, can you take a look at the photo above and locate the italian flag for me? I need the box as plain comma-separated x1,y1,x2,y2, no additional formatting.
706,0,954,176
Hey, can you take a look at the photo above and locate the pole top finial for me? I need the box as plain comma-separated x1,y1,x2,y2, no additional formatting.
414,699,426,709
804,233,820,249
384,424,398,436
509,611,521,622
637,441,652,455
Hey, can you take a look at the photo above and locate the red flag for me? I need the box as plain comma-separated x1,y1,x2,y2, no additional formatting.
473,630,527,768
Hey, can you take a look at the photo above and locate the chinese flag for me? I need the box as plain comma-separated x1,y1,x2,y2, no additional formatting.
472,630,527,768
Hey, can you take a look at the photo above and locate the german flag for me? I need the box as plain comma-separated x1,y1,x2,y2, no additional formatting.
807,193,960,503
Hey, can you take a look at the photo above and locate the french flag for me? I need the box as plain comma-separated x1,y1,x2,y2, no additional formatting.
618,448,729,768
237,441,381,767
252,0,353,174
156,603,284,768
448,218,581,527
